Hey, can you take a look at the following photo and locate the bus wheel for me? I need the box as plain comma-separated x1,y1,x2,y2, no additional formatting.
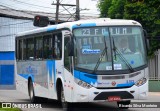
29,80,38,103
60,86,71,111
117,100,131,109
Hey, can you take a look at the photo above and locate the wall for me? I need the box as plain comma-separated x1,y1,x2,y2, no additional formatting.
148,49,160,92
0,17,37,89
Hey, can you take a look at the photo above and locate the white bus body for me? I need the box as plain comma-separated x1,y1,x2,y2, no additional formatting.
16,18,148,108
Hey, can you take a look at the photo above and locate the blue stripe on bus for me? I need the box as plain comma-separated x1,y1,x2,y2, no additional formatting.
19,74,34,82
47,26,57,32
47,61,53,79
0,52,15,60
74,70,97,84
47,60,56,88
116,83,134,87
72,23,96,29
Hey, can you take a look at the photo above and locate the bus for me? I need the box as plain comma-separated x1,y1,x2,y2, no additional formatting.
15,18,148,109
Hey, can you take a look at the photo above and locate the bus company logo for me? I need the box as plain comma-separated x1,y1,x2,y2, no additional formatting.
26,66,37,74
111,81,116,86
82,49,101,54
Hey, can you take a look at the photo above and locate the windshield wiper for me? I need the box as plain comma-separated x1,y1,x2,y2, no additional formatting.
93,35,108,73
93,48,107,73
112,37,134,72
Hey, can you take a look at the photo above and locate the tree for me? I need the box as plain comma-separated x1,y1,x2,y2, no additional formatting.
97,0,160,57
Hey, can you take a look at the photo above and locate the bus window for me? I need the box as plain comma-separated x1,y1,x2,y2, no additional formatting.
55,33,62,59
43,34,53,59
18,39,23,60
27,38,34,60
64,37,70,70
35,36,43,60
23,39,27,60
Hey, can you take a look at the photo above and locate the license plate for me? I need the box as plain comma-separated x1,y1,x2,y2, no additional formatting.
108,96,121,102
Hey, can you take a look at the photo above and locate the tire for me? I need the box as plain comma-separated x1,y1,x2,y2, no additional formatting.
60,86,71,111
28,80,38,103
117,100,131,109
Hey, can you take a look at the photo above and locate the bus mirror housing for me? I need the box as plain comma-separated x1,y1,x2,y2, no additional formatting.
143,29,148,38
33,15,49,27
143,29,150,53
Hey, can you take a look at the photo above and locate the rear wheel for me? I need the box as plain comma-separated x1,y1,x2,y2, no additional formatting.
28,80,38,103
117,100,131,109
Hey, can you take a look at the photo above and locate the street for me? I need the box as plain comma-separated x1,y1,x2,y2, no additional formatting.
0,90,160,111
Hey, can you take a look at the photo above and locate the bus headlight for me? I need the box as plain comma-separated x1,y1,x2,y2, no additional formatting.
135,78,147,87
75,78,92,89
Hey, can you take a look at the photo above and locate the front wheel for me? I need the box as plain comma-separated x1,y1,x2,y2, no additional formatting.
117,100,131,109
60,86,71,111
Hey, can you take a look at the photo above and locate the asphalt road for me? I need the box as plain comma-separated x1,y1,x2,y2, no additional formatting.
0,90,160,111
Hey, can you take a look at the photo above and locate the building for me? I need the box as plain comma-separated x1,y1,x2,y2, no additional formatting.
0,8,97,89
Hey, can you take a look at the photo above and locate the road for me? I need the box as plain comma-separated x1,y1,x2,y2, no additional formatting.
0,90,160,111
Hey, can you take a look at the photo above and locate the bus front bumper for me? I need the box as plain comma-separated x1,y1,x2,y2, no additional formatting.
72,80,148,102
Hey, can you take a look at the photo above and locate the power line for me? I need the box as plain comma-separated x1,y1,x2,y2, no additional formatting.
9,0,56,10
0,1,75,16
59,6,73,13
52,0,77,23
0,21,32,27
0,3,36,16
0,34,16,37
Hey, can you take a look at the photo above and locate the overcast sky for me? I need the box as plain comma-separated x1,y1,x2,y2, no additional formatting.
0,0,100,16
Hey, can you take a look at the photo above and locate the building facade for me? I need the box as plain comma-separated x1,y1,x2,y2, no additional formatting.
0,16,37,89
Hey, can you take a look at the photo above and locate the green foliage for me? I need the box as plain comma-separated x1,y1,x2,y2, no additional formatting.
97,0,160,57
97,0,112,17
0,108,21,111
0,103,21,111
108,0,126,19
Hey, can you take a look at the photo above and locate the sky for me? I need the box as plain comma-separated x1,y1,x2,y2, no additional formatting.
0,0,100,16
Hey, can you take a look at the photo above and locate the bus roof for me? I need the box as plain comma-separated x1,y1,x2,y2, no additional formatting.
16,18,142,37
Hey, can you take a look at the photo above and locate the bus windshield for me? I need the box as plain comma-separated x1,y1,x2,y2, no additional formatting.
73,26,147,73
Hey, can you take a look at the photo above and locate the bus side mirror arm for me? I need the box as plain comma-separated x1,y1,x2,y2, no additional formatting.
68,40,74,56
143,29,150,54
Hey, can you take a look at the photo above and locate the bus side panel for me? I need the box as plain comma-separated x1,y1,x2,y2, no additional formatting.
63,68,74,102
47,60,58,100
16,69,28,95
16,61,50,98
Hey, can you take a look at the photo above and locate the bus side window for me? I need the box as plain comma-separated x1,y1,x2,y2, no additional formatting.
26,38,34,60
52,35,56,58
23,39,27,60
43,34,53,59
35,36,43,60
55,33,62,59
18,39,23,60
64,37,70,70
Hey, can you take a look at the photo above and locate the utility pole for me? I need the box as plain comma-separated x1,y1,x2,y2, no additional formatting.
76,0,80,20
55,0,60,24
52,0,80,23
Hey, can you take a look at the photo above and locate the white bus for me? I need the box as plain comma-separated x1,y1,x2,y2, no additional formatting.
16,18,148,109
